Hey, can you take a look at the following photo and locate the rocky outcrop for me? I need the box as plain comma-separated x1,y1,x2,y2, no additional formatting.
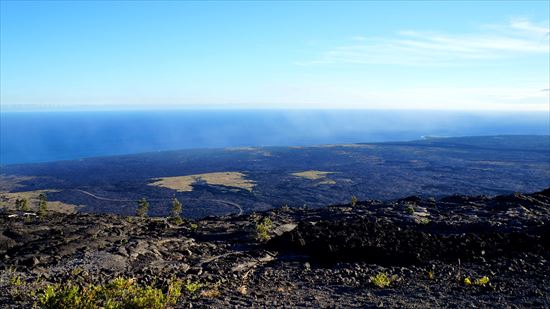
1,189,549,308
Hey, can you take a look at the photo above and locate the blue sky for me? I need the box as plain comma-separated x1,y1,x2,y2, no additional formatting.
1,1,549,111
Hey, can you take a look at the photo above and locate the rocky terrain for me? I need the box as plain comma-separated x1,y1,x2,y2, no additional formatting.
1,188,549,308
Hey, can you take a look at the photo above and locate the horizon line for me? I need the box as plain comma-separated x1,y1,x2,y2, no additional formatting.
1,105,549,113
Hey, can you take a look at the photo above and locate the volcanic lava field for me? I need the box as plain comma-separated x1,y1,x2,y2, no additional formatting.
1,135,549,218
1,188,549,307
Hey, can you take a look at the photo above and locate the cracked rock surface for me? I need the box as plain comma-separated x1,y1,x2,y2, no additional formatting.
1,188,549,308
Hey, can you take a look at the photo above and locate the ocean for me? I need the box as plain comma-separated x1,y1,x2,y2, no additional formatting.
1,109,548,165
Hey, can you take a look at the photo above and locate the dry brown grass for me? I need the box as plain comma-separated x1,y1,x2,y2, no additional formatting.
0,190,79,213
149,172,256,192
291,170,334,180
291,170,338,185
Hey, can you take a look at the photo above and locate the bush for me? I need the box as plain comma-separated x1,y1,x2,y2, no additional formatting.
21,198,30,212
37,194,48,217
475,276,490,286
256,217,273,242
427,271,435,280
369,272,396,288
184,280,202,294
351,195,358,207
136,198,149,217
169,198,183,224
37,277,183,309
464,276,490,286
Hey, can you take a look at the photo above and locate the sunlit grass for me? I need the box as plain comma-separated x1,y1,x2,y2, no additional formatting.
149,172,256,192
0,190,78,214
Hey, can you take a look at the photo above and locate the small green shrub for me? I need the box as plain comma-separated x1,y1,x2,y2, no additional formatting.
10,275,23,287
184,280,202,294
369,272,396,288
170,198,183,224
15,198,30,212
256,217,273,242
37,193,48,217
20,198,30,212
189,223,198,231
475,276,490,286
39,285,87,309
405,205,414,215
464,276,490,287
351,195,358,207
136,198,149,217
37,277,183,309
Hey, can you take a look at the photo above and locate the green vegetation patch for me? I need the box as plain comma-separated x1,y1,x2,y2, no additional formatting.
37,277,183,309
369,272,397,288
464,276,490,287
256,217,273,242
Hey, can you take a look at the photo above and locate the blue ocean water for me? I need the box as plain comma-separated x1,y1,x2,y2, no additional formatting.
1,110,548,165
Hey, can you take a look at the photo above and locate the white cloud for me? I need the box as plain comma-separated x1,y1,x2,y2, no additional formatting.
245,83,550,111
3,84,547,111
298,18,549,66
509,18,550,36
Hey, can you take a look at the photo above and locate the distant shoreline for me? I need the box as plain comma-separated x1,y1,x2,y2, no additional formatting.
2,134,548,167
2,110,548,165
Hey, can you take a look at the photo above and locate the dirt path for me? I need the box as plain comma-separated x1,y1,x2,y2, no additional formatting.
73,189,243,216
207,199,243,216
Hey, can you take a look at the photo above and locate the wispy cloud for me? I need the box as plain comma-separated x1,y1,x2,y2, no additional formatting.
297,18,549,66
507,18,550,36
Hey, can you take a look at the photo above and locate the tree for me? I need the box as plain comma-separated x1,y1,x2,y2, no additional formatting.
136,198,149,217
15,198,22,211
37,193,48,217
170,197,183,224
20,198,30,212
351,195,358,207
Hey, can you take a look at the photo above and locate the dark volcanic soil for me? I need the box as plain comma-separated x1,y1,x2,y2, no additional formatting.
1,189,549,308
3,135,549,218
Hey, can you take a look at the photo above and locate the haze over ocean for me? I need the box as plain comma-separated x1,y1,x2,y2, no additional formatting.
1,110,547,165
2,3,548,166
